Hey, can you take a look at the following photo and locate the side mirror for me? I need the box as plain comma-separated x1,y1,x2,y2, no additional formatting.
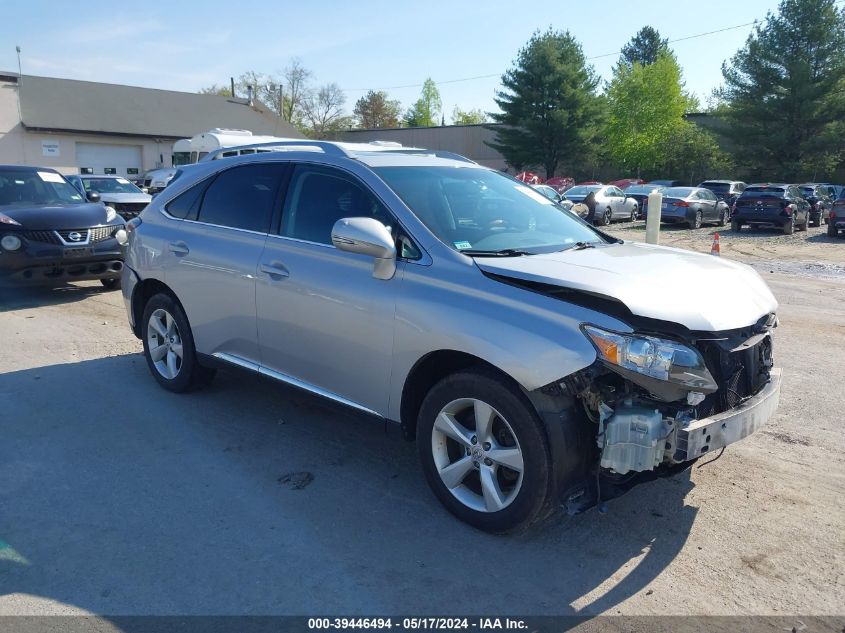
86,191,101,203
140,187,149,194
331,217,397,280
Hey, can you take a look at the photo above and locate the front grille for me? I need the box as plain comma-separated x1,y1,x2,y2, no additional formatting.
24,226,121,245
21,230,61,245
111,202,147,219
90,225,119,242
695,334,773,418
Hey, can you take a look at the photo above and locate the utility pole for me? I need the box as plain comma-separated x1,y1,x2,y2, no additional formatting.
15,45,25,161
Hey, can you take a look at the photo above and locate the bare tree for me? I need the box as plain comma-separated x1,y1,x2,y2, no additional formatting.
282,58,313,126
303,83,349,137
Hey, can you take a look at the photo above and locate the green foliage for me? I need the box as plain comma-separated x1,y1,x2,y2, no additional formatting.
487,28,603,178
353,90,401,128
719,0,845,180
451,106,488,125
404,78,442,127
620,26,669,67
660,123,735,183
198,84,231,96
605,51,697,177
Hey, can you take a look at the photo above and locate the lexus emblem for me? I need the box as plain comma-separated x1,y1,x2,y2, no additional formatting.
67,232,83,242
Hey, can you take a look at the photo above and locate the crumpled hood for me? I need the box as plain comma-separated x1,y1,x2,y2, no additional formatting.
1,203,114,230
99,193,152,204
476,241,778,332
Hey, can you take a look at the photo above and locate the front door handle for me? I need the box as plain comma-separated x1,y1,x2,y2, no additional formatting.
260,262,290,279
168,241,189,255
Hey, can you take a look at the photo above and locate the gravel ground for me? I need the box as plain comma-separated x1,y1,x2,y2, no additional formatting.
0,225,843,619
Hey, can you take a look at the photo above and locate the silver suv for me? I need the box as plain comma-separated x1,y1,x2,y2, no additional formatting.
121,141,782,532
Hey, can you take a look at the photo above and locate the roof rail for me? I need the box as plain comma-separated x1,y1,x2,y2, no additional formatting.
200,140,350,162
199,140,477,165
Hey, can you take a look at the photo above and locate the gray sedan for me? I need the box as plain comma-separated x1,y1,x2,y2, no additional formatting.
650,186,730,229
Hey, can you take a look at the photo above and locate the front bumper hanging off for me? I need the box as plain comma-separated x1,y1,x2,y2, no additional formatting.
675,368,781,461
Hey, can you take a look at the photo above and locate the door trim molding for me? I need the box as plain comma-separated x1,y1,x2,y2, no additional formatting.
212,352,383,419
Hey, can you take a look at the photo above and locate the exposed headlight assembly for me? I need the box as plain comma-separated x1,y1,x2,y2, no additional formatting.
583,325,717,393
105,206,118,223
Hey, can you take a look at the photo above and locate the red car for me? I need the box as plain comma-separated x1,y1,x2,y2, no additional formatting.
545,176,575,193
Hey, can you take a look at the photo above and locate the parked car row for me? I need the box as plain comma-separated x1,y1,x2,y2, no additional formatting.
543,177,844,236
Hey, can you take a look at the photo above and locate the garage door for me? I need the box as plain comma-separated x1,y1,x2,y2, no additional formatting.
75,143,142,177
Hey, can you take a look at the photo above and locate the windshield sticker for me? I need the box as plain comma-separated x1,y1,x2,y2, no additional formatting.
116,178,130,184
453,241,473,250
37,171,65,183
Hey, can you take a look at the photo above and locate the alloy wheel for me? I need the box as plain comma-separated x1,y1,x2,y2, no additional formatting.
147,308,183,380
431,398,524,513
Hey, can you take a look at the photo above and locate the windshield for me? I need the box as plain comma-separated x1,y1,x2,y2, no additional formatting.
563,185,601,197
172,151,192,167
662,187,695,198
374,166,605,254
700,182,730,193
81,177,143,194
799,187,815,196
0,168,85,207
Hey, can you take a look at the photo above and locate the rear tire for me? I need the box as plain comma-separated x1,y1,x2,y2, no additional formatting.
731,219,742,232
417,368,551,533
600,208,611,226
690,210,702,229
718,210,728,227
829,223,838,237
100,278,121,290
141,293,216,393
783,217,795,235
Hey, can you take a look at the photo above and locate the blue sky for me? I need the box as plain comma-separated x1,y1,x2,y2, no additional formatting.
1,0,780,119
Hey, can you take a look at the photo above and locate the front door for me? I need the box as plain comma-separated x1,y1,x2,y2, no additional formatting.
255,164,402,415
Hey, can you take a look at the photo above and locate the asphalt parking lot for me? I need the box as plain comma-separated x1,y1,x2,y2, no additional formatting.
1,223,843,617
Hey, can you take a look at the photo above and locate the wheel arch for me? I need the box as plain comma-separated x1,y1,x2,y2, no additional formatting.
398,349,523,441
131,278,182,339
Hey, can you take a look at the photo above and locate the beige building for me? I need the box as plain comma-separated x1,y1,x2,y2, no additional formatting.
0,72,302,177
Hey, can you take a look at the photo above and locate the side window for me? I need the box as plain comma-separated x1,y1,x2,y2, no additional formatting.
165,179,211,220
281,165,394,245
195,163,284,232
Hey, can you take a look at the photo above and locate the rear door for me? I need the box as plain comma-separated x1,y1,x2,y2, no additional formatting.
161,162,287,364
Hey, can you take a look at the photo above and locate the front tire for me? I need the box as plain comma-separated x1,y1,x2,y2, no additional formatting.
141,293,215,393
718,210,728,227
417,369,551,533
100,277,121,290
830,223,838,237
731,219,742,232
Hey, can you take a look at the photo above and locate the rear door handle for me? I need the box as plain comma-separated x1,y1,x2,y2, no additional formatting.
259,262,290,279
168,241,189,255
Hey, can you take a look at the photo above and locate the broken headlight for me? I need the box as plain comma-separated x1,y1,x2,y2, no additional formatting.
582,325,717,392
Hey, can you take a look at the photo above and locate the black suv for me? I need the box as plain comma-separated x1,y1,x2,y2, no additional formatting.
698,180,746,208
0,165,127,288
731,184,810,235
798,184,833,227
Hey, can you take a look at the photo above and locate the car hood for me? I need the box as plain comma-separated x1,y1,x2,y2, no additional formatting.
475,241,778,332
1,203,114,230
99,193,152,204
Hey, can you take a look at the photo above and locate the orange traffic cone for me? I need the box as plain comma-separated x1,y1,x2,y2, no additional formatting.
710,232,721,256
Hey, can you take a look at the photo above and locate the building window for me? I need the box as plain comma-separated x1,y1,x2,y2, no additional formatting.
104,167,117,175
80,167,94,174
127,168,139,175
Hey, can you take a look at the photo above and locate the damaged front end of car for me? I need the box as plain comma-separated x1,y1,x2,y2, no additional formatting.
538,312,782,514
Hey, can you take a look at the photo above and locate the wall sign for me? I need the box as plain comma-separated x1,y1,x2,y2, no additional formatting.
41,140,60,157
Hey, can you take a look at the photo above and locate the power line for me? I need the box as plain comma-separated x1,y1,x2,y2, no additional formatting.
342,3,845,94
